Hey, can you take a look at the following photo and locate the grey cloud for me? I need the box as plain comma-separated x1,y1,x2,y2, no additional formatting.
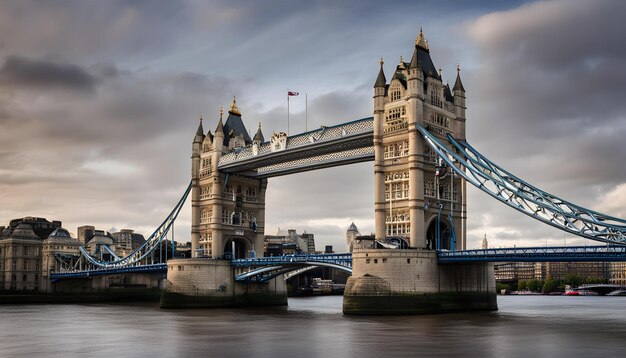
0,56,97,93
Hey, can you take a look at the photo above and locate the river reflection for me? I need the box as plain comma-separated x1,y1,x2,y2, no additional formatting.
1,295,625,357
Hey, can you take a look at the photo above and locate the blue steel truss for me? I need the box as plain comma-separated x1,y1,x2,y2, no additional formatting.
50,183,188,280
49,263,167,282
232,253,352,283
438,245,626,263
416,122,626,245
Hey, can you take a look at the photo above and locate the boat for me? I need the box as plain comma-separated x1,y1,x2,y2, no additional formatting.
565,290,579,296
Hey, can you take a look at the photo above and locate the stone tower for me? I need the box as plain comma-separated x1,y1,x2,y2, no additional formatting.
373,29,467,250
346,222,360,252
191,98,267,259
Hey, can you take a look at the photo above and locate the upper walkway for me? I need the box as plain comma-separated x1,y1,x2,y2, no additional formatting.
217,117,374,178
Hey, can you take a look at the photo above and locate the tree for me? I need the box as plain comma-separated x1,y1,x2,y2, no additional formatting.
518,280,527,291
527,279,543,292
496,283,510,294
542,278,560,293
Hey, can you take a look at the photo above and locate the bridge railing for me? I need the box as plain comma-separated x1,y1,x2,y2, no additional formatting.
231,253,353,268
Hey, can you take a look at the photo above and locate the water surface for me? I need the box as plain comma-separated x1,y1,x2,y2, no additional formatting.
1,295,625,357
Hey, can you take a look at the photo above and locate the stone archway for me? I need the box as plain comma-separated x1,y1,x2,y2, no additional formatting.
426,218,452,250
223,237,251,259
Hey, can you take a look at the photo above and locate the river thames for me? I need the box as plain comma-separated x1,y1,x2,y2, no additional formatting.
1,295,626,357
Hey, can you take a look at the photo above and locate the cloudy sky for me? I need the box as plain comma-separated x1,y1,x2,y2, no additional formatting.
1,0,625,251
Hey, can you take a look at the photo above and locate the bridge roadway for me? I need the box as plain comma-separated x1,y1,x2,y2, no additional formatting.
49,246,626,281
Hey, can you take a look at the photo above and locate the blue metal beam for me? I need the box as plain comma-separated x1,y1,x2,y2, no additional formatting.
438,246,626,263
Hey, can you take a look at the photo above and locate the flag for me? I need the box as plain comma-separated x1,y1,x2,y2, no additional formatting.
288,91,299,96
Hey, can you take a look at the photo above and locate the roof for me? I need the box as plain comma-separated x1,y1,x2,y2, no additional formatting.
347,222,359,232
415,45,440,81
391,70,407,89
11,223,39,240
223,112,252,146
374,60,386,88
253,123,264,142
453,67,465,92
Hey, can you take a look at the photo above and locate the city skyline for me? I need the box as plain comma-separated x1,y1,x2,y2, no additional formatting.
1,0,626,250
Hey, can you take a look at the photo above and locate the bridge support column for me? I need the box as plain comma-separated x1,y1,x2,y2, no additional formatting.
343,249,497,315
160,259,287,308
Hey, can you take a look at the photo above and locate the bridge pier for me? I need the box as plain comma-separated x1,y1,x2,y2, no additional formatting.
160,258,287,308
343,249,497,315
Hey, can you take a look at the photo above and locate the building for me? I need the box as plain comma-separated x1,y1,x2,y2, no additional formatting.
191,99,266,259
534,261,610,282
346,222,359,252
0,217,149,292
111,229,146,256
482,234,488,249
494,262,535,283
301,231,316,253
0,217,80,291
372,29,467,249
494,261,612,284
264,228,313,256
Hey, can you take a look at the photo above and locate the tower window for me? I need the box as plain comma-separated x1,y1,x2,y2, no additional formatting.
391,90,401,101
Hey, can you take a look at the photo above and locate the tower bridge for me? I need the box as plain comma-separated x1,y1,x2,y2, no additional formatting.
48,29,626,314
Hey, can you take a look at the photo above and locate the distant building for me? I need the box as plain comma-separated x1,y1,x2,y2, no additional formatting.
301,231,316,253
111,229,146,256
482,234,488,249
346,222,359,252
0,217,80,291
494,260,612,284
494,262,535,282
77,226,146,257
264,228,313,256
610,262,626,285
77,225,95,246
325,245,334,254
534,261,610,282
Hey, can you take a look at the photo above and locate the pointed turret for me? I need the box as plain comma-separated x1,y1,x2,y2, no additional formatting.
215,107,224,134
253,122,264,143
453,64,465,92
193,116,204,143
374,58,386,88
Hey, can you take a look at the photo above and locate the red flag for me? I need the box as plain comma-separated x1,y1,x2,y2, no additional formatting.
288,91,299,96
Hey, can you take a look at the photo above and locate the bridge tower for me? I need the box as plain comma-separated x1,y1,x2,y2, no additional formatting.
373,29,467,250
191,98,267,259
344,30,495,315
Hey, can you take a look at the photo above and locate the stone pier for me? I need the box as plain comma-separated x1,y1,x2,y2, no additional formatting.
343,249,497,315
160,258,287,308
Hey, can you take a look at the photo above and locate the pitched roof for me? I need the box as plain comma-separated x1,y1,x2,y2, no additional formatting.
453,67,466,92
223,112,251,146
253,123,264,142
374,60,386,88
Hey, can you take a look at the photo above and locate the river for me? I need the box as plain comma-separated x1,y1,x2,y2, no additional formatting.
1,295,625,357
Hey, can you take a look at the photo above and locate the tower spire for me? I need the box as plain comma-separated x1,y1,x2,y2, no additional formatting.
453,64,466,92
228,96,241,116
374,57,386,88
195,115,204,137
416,27,428,49
215,107,224,134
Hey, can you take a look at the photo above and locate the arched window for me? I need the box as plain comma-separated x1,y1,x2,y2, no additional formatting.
231,212,242,226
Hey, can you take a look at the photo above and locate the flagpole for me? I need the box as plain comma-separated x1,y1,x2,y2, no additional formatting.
305,93,308,132
287,89,290,135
